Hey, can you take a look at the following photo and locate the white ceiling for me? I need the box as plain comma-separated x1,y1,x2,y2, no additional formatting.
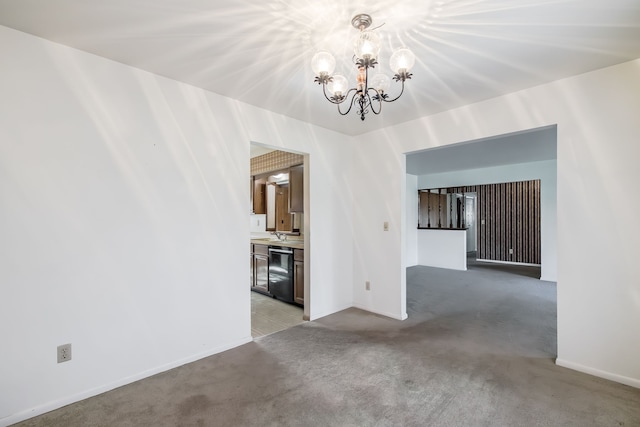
405,125,556,175
1,0,639,137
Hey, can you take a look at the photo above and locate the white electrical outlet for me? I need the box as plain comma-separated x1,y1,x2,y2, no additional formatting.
509,248,513,254
57,343,72,363
365,281,370,291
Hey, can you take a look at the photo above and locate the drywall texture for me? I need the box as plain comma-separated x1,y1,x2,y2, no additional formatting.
0,25,353,424
354,60,640,388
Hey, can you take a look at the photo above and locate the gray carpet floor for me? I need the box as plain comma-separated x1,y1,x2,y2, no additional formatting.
13,260,640,426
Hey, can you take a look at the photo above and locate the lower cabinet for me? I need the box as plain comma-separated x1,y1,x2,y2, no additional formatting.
252,244,269,295
251,243,303,306
293,248,304,306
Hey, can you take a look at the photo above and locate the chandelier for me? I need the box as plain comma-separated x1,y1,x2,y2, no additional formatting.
311,13,416,121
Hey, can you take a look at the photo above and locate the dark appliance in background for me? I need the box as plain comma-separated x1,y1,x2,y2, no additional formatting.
268,246,294,303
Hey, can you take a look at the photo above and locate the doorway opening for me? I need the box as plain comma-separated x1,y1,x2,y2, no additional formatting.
404,125,557,356
250,143,309,338
465,193,477,253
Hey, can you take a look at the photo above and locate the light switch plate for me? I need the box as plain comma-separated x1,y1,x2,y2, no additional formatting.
383,221,389,231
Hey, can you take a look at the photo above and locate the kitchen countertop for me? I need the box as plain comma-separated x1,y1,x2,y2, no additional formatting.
251,238,304,250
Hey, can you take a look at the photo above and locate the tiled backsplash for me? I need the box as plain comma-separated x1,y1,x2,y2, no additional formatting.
251,150,303,176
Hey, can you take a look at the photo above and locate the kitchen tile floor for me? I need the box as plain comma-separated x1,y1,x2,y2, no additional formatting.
251,291,304,338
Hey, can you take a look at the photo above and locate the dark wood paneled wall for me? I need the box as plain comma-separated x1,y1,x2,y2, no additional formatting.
418,191,448,228
476,180,540,264
419,180,541,265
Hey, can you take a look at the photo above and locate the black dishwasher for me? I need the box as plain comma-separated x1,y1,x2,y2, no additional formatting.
268,246,294,303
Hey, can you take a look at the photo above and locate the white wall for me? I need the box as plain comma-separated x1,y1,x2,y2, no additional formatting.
417,159,557,281
405,174,418,267
352,59,640,388
351,139,408,320
417,230,467,270
0,26,353,424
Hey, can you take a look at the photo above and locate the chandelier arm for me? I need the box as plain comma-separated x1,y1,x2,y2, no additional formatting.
321,83,345,105
367,89,382,115
381,79,406,103
337,92,358,116
321,83,335,103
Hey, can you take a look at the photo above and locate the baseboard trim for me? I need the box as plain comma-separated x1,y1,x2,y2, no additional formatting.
1,336,253,427
352,303,408,321
555,358,640,389
475,258,541,267
309,303,353,321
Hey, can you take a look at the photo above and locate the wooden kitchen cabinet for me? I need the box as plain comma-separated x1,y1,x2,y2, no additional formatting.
253,176,266,214
289,164,303,213
253,244,269,295
275,185,292,232
254,165,303,232
293,248,304,306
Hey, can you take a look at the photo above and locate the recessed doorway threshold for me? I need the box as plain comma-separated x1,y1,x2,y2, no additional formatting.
251,291,305,338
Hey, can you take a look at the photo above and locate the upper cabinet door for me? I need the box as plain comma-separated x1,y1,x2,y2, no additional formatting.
289,164,303,213
266,183,276,231
253,176,266,214
275,185,292,232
